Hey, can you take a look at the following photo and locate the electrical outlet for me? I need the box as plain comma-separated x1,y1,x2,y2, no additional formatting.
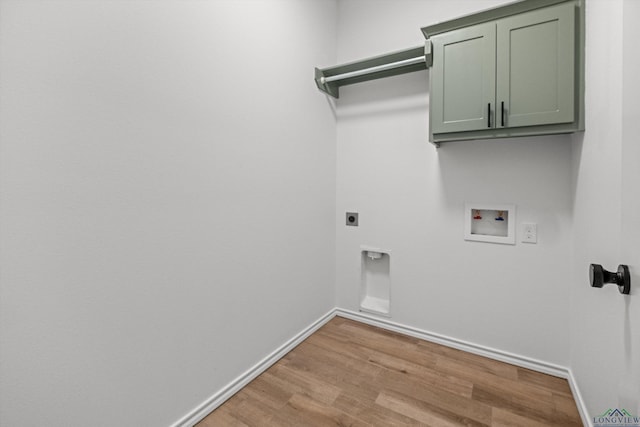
346,212,359,226
522,223,537,243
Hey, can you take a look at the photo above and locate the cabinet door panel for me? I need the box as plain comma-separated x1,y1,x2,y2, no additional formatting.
431,23,496,134
496,3,575,128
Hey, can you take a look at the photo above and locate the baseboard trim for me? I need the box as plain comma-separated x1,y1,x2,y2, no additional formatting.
170,308,337,427
336,308,569,377
567,368,592,427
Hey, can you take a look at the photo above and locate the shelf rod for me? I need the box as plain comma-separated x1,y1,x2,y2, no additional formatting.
320,55,426,85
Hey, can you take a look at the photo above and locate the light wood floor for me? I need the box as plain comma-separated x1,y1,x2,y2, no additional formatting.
197,317,582,426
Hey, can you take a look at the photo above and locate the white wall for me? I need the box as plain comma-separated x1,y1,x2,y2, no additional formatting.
335,0,574,366
570,0,640,419
0,1,337,426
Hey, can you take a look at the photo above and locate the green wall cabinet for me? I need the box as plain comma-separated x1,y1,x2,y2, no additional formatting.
424,0,584,144
431,23,496,134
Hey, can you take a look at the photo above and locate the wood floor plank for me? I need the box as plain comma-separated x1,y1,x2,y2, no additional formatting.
491,407,552,427
195,404,248,427
377,369,493,425
196,317,583,426
517,367,573,396
376,389,491,426
319,321,427,364
277,393,370,427
310,329,472,398
331,392,422,425
265,364,342,405
285,339,386,388
418,339,519,381
236,374,292,412
281,341,383,409
226,395,279,426
472,383,556,425
437,356,557,405
552,392,584,426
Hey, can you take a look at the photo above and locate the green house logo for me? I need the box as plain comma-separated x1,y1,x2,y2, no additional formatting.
594,408,640,427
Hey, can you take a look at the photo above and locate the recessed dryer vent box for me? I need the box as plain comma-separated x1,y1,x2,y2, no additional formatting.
464,203,515,245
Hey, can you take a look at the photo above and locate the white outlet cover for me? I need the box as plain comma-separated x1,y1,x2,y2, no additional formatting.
522,223,537,243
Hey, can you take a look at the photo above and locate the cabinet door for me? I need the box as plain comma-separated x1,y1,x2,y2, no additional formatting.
496,3,575,128
430,22,496,134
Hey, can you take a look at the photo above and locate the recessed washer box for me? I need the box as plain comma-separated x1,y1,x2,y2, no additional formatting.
464,203,515,245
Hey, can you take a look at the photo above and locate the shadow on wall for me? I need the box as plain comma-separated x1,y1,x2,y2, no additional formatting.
436,135,572,204
334,70,429,119
569,131,584,216
621,297,640,411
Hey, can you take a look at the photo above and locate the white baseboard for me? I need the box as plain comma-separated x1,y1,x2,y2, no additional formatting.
171,307,591,427
170,308,336,427
567,368,592,427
